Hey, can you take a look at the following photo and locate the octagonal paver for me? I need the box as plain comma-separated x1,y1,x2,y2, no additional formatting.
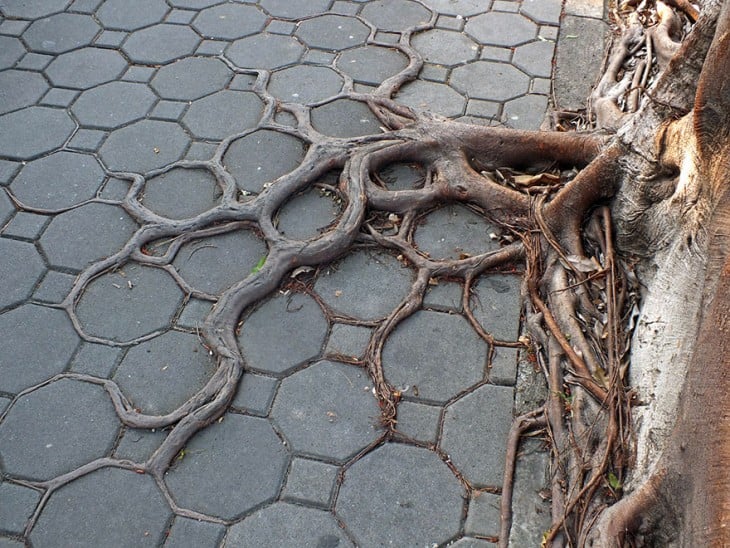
0,305,79,394
223,129,306,193
0,0,70,19
0,36,26,70
225,503,354,548
412,29,479,66
113,331,215,415
470,274,522,341
382,310,487,403
23,13,100,54
272,360,379,461
360,0,431,31
173,230,267,295
465,12,537,46
165,414,288,519
311,98,381,138
183,90,263,140
39,203,137,271
96,0,169,31
336,443,463,546
0,70,49,115
522,0,563,24
151,57,232,101
123,24,200,65
414,204,501,260
100,120,190,173
441,384,514,487
503,94,549,130
451,61,530,101
269,65,344,105
76,263,184,342
238,292,327,375
396,80,465,117
0,107,74,160
258,0,331,19
513,40,556,78
0,379,119,481
0,239,45,310
30,468,171,547
142,167,220,220
193,4,266,40
45,47,128,89
420,0,486,16
296,14,369,51
314,250,413,321
226,34,304,70
336,45,409,86
276,185,341,239
72,81,156,130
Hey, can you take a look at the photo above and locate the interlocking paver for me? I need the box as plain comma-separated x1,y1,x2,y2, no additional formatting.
296,14,369,51
471,274,522,341
325,323,372,360
22,13,100,54
151,56,232,101
165,517,226,548
0,239,45,310
514,40,557,78
0,36,25,70
396,79,466,117
192,4,266,40
0,0,70,19
451,60,530,101
1,211,47,240
268,65,344,105
71,81,156,130
226,33,304,70
503,93,549,129
69,341,124,378
414,204,501,260
182,90,263,140
45,47,127,89
0,106,75,160
33,270,76,304
122,24,200,65
230,373,279,415
95,0,169,31
258,0,332,19
276,186,341,239
0,482,40,535
360,0,431,30
0,70,48,115
420,0,487,17
521,0,563,24
100,120,190,173
311,98,381,138
142,167,220,220
394,399,441,443
281,458,340,507
465,12,538,46
412,28,479,66
336,44,409,86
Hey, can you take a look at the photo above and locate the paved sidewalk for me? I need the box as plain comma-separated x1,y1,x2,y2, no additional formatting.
0,0,605,546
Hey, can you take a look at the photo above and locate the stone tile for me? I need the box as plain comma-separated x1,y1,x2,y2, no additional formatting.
238,292,327,376
1,212,47,240
69,0,103,12
151,57,232,101
414,204,500,260
336,443,463,545
441,384,514,487
311,98,381,139
276,186,341,239
268,65,344,105
173,230,267,295
72,81,157,130
0,538,24,547
100,120,190,173
513,40,556,78
377,162,425,190
0,161,21,186
412,29,478,66
33,270,76,304
0,0,70,19
182,90,263,140
165,414,288,519
0,194,14,230
420,0,485,16
69,341,123,378
314,250,413,321
266,20,296,35
373,31,400,44
507,438,551,546
296,14,369,51
0,36,25,70
418,63,447,83
360,0,431,31
332,1,360,15
465,99,500,120
45,47,128,89
113,427,167,462
565,0,605,18
258,0,332,19
282,458,340,506
0,239,45,310
193,4,266,40
30,468,171,547
122,24,201,65
336,44,408,86
470,274,522,341
0,70,49,115
325,323,372,360
223,129,306,193
503,94,549,130
17,52,53,70
0,107,74,161
521,0,563,24
466,12,537,46
0,482,41,535
540,26,560,41
142,167,220,220
395,400,441,443
122,65,156,83
395,80,466,117
532,77,552,95
0,20,30,36
98,177,130,201
195,40,227,56
149,101,188,122
40,87,78,108
225,503,353,547
76,263,184,342
230,373,278,415
164,517,225,548
301,50,336,65
0,397,10,415
167,0,218,7
423,280,463,311
451,61,530,101
228,74,257,91
272,360,379,461
480,45,512,62
176,298,213,330
490,346,519,385
436,14,465,31
94,29,127,48
166,9,197,25
67,129,107,152
465,491,501,537
0,379,119,480
23,13,100,54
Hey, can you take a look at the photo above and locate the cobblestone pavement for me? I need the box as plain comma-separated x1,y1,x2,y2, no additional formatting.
0,0,606,546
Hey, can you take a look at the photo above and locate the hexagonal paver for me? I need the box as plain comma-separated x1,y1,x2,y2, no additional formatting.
226,503,354,547
122,24,200,65
412,29,479,66
276,186,341,239
395,80,465,118
296,14,369,51
96,0,169,31
268,65,343,105
451,61,530,101
23,13,100,54
503,94,549,130
271,361,379,461
0,36,26,70
238,292,327,375
100,120,190,173
142,167,220,220
0,70,49,115
513,40,556,78
0,0,70,19
311,98,381,138
45,47,128,89
113,331,215,415
76,263,184,342
361,0,431,31
0,305,79,394
465,12,537,46
336,45,409,86
314,250,413,321
173,230,267,295
470,274,521,341
29,468,171,547
151,57,232,101
0,379,119,481
0,107,74,161
414,204,501,259
441,384,514,487
182,90,263,140
226,33,304,70
193,4,266,40
72,81,157,130
258,0,331,19
165,414,288,519
0,239,45,310
382,310,487,403
223,129,306,193
522,0,563,24
40,203,137,271
336,444,463,546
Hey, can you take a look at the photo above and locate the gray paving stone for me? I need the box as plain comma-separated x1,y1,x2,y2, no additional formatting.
93,30,127,47
325,323,372,360
0,539,24,548
23,13,100,54
113,427,167,462
521,0,563,24
395,399,441,443
11,151,104,209
69,0,103,13
151,57,232,101
269,65,344,105
0,161,20,186
493,0,519,12
195,39,227,56
272,360,379,461
336,44,408,86
238,292,327,375
113,331,216,415
513,40,556,78
226,33,304,70
420,0,486,16
1,211,47,240
481,45,513,62
223,129,306,193
45,47,128,89
465,12,537,46
332,1,360,16
565,0,605,18
412,28,478,66
165,414,289,519
166,9,197,25
540,26,560,41
76,263,184,342
0,70,48,115
266,20,297,35
465,491,501,538
336,443,463,545
396,79,466,117
0,107,74,161
441,384,514,487
503,94,549,130
423,280,463,311
450,538,495,547
168,0,219,8
230,373,278,415
360,0,431,31
276,187,341,240
192,4,266,40
173,230,267,295
72,81,156,130
507,438,551,547
228,73,257,91
470,274,521,341
182,90,263,140
490,346,519,386
451,61,530,101
100,120,190,173
282,457,340,506
0,194,14,230
30,467,171,547
465,98,500,121
0,0,70,19
68,128,107,152
0,20,30,36
69,341,123,378
531,77,552,95
382,310,486,403
420,63,449,82
415,205,500,260
16,52,53,70
149,100,187,122
122,65,156,83
0,36,25,70
314,250,413,321
0,238,45,310
0,482,40,535
302,49,336,65
142,167,220,220
258,0,332,19
377,162,425,190
312,98,382,139
436,14,465,31
164,517,225,548
0,379,119,481
296,14,369,51
122,24,201,65
33,270,76,304
225,502,353,548
175,298,213,329
40,87,78,108
0,397,10,415
98,176,129,200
